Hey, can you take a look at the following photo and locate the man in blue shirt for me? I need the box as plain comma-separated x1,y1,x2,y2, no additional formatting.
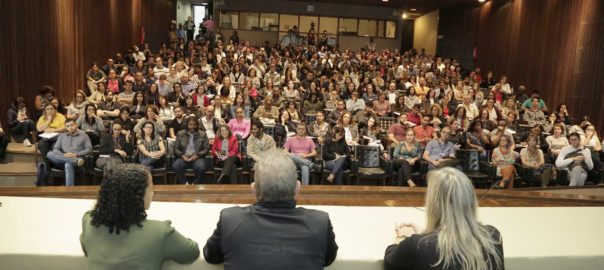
423,126,458,171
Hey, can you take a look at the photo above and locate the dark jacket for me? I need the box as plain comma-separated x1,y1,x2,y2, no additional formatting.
98,133,134,157
203,200,338,270
174,129,210,158
384,225,504,270
322,138,351,165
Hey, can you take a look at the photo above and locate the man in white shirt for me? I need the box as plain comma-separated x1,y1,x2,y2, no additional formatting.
458,95,479,121
153,57,169,79
132,46,146,62
556,132,594,186
157,75,173,96
180,74,197,96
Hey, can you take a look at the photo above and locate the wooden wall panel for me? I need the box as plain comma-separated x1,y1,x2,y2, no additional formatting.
0,0,175,128
438,0,604,131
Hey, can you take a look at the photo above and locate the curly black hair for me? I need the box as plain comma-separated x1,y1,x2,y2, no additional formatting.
90,163,150,234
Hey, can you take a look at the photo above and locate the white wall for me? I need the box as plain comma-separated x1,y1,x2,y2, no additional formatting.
176,0,192,25
413,9,439,55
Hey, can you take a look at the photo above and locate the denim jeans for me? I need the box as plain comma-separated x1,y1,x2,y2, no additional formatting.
172,158,207,184
325,157,346,185
287,153,313,185
139,156,165,172
47,152,81,186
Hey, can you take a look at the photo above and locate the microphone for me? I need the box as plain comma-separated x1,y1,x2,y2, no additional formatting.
478,179,506,201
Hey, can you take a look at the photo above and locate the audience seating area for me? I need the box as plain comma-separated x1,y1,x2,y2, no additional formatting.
4,20,604,189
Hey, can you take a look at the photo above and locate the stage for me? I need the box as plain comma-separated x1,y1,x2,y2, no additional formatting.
1,185,603,207
1,190,604,270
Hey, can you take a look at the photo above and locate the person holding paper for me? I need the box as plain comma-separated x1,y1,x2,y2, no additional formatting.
36,103,66,157
211,124,241,184
96,122,134,171
384,167,504,270
322,126,350,184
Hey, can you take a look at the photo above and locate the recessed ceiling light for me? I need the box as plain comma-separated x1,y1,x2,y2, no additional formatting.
410,8,417,11
382,0,389,2
478,0,486,2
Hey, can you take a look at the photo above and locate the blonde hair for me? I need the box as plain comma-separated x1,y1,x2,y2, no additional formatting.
423,167,503,270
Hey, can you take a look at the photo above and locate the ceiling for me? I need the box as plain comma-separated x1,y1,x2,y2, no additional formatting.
291,0,481,18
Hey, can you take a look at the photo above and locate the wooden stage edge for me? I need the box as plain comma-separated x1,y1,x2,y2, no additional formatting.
1,185,604,207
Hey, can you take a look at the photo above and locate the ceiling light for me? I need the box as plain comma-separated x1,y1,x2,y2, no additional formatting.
382,0,389,2
402,13,408,19
478,0,486,2
410,8,417,11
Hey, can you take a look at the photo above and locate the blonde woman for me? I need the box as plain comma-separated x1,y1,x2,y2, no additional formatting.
385,167,504,270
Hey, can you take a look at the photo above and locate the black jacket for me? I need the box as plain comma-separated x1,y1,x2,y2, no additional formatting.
322,138,351,165
384,225,504,270
204,200,338,270
98,133,134,157
174,129,210,158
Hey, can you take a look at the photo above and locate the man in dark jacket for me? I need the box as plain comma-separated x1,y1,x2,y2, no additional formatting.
96,122,134,170
172,117,210,184
203,149,338,270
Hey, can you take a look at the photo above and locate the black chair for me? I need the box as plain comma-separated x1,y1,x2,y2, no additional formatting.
351,145,391,186
41,154,94,186
377,117,396,132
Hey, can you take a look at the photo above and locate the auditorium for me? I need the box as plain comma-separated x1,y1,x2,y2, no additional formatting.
1,0,603,269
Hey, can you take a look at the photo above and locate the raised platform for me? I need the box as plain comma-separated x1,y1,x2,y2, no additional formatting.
1,185,603,207
1,196,604,270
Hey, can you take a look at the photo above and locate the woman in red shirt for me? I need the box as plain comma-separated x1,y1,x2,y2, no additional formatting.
211,124,241,184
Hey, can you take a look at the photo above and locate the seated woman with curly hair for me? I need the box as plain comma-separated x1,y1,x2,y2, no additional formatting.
80,163,199,269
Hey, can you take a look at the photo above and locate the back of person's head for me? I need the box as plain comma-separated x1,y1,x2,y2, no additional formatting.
252,149,298,202
90,163,151,234
424,167,503,270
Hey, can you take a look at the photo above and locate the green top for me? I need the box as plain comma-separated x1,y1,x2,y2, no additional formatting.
80,211,199,270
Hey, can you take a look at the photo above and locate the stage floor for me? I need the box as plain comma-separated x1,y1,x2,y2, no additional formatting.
1,185,603,207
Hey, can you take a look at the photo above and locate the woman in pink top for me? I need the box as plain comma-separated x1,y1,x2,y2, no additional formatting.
106,69,121,93
228,107,250,140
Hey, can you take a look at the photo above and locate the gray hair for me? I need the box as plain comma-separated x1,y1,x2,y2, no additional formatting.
253,149,298,202
423,167,503,270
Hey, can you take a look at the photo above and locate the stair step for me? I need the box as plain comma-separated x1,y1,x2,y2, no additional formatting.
6,142,39,155
0,160,37,176
0,175,36,186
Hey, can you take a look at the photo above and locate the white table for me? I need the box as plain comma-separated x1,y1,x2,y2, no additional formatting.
0,196,603,269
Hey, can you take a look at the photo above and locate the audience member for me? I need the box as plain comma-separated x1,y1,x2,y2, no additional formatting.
137,121,166,171
492,134,519,189
392,129,421,187
556,132,594,186
46,118,92,186
173,117,210,184
96,122,134,171
322,126,351,184
283,122,320,185
211,124,241,184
